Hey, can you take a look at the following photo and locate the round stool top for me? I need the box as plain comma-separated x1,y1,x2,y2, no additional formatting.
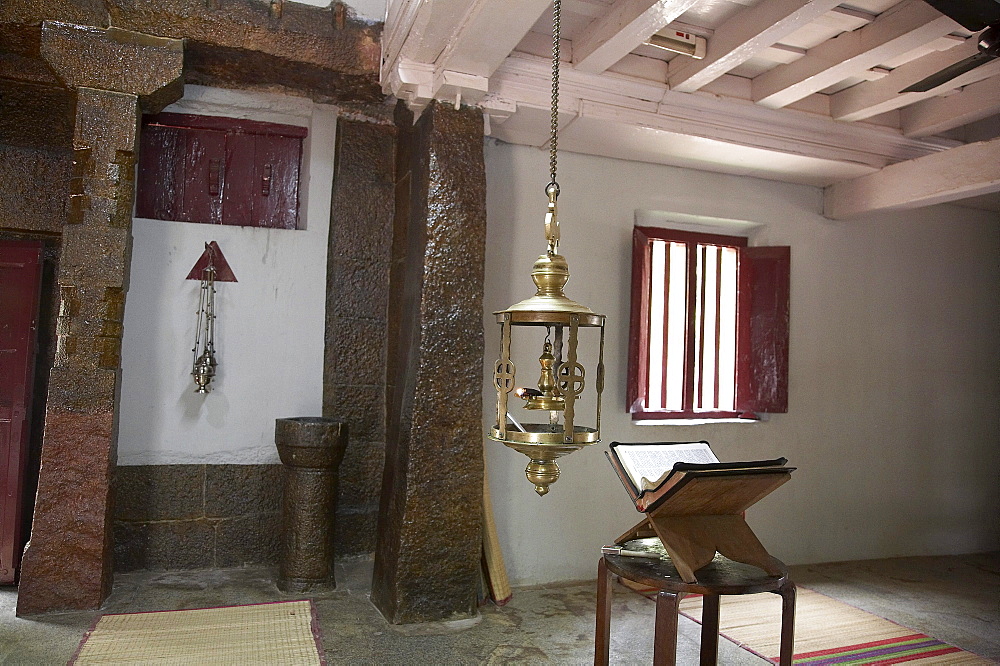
604,538,788,596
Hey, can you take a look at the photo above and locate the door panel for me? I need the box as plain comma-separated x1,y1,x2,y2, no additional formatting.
0,241,43,584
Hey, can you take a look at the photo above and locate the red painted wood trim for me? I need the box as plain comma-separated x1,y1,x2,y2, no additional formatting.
713,245,723,410
660,242,671,409
683,242,698,413
144,112,309,138
634,226,748,249
742,246,791,413
0,240,43,584
627,227,652,412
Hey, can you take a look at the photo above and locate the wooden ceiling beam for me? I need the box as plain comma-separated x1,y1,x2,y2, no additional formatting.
830,37,1000,121
382,0,549,108
573,0,701,75
434,0,552,79
752,0,960,109
901,77,1000,137
667,0,842,93
824,136,1000,219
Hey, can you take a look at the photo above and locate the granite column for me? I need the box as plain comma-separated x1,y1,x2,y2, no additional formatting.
16,22,182,615
371,102,487,624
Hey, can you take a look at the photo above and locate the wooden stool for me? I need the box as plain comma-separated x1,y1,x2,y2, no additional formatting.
595,548,796,666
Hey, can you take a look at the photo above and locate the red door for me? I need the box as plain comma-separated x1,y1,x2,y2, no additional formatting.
0,241,43,584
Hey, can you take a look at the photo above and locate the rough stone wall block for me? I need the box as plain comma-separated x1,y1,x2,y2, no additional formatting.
371,102,487,625
16,23,183,616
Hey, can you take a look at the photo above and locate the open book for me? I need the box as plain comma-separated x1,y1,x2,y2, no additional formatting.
606,441,792,513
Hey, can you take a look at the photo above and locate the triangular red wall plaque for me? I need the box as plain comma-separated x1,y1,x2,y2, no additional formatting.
186,241,237,282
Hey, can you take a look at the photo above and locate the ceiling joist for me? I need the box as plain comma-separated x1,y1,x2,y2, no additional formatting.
824,136,1000,218
831,37,1000,121
752,0,960,109
573,0,701,75
901,78,1000,137
667,0,842,93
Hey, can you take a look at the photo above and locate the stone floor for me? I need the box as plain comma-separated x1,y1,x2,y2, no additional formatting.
0,552,997,664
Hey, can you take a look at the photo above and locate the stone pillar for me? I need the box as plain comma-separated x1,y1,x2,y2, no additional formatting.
370,102,487,624
324,119,396,556
16,22,182,616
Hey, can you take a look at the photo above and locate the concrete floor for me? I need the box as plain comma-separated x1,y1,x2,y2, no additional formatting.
1,552,997,664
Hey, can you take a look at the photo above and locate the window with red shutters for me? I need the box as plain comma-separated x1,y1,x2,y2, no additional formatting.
136,113,306,230
627,226,789,421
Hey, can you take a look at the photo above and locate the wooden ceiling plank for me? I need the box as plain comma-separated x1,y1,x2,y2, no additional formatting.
753,0,960,108
667,0,843,93
901,78,1000,137
437,0,553,79
829,37,1000,121
573,0,702,75
823,136,1000,219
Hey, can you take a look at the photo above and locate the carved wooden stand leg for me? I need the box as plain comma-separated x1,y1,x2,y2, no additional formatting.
594,557,612,666
653,590,680,666
700,594,721,665
776,580,797,666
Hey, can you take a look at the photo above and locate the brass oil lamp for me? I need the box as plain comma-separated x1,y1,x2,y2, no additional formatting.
488,0,606,496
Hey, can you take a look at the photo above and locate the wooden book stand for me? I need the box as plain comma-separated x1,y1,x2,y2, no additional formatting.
616,471,792,583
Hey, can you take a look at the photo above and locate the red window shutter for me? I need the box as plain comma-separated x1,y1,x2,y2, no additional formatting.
136,124,184,221
179,128,226,224
222,132,255,226
737,246,790,414
138,113,304,229
253,134,301,230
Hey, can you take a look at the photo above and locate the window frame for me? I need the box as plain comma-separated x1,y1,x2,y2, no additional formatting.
627,225,790,422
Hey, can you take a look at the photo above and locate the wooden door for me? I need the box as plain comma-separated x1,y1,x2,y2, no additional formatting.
0,240,43,584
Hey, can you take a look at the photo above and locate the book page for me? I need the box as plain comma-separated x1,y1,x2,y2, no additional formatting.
615,443,719,490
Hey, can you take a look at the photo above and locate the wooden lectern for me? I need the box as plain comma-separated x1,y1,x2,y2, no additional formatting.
615,470,792,583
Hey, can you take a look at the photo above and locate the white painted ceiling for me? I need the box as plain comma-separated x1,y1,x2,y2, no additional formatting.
381,0,1000,218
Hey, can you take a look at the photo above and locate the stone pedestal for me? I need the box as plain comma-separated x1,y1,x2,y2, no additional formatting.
275,417,348,593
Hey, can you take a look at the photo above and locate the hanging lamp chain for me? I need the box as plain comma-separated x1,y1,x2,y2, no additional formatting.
548,0,561,191
544,0,562,255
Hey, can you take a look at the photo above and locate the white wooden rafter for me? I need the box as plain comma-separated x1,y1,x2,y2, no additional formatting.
381,0,549,110
830,36,1000,121
824,136,1000,219
573,0,702,75
488,54,957,171
901,78,1000,137
667,0,843,93
752,0,961,109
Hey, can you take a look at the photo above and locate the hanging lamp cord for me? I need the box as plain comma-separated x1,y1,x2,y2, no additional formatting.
548,0,561,194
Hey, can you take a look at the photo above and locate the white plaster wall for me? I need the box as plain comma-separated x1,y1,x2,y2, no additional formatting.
118,86,337,465
483,140,1000,585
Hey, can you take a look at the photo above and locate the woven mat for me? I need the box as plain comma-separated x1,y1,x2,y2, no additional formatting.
621,579,990,664
70,600,325,665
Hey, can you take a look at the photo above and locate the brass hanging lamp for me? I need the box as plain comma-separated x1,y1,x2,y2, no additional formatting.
488,0,606,496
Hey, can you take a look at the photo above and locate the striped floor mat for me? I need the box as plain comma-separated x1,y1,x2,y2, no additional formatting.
622,580,989,664
70,599,325,664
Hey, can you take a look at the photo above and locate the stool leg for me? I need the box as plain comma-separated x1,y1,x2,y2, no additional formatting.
653,590,680,666
594,558,612,666
777,581,796,666
700,594,720,665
